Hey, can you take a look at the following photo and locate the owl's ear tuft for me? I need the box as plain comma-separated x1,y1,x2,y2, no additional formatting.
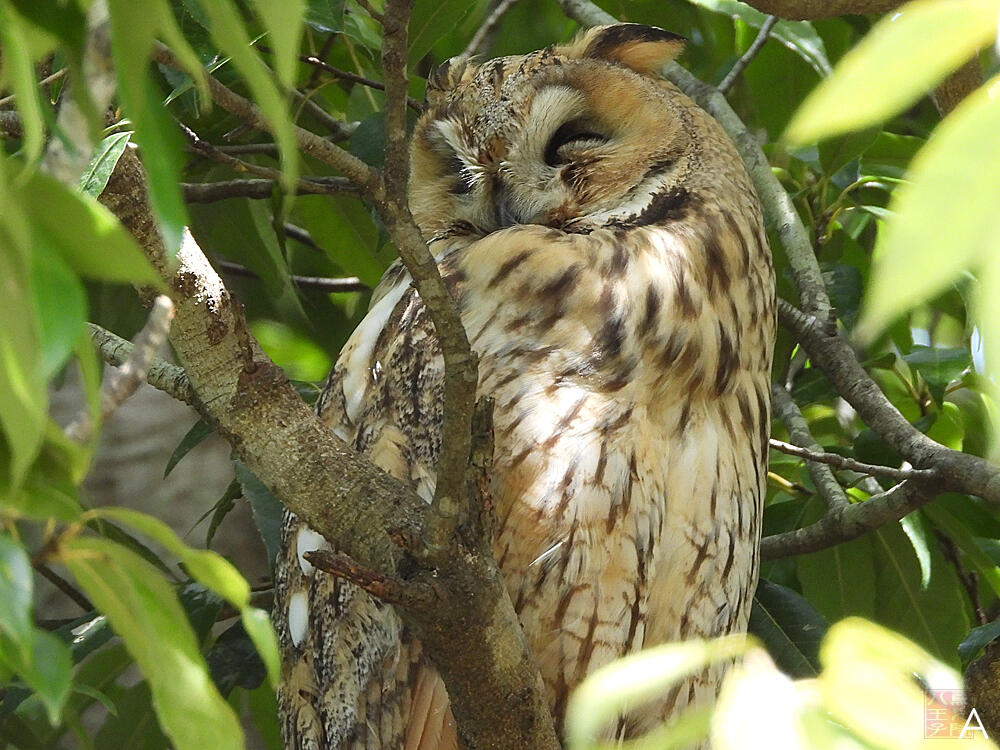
575,24,685,75
426,56,474,105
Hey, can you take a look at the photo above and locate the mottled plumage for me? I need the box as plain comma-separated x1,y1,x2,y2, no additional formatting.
275,24,774,749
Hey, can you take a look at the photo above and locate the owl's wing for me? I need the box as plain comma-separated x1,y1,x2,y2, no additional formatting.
275,262,457,750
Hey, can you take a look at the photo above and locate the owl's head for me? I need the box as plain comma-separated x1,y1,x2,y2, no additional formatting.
410,24,727,242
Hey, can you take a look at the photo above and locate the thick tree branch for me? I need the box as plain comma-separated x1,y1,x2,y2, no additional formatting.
778,300,1000,504
738,0,901,19
760,479,939,559
932,57,982,116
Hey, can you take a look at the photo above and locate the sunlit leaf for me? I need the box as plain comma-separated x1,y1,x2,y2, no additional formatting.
785,0,1000,144
79,132,133,198
0,628,73,724
565,636,748,749
0,534,33,654
91,507,280,686
858,74,1000,342
64,537,244,750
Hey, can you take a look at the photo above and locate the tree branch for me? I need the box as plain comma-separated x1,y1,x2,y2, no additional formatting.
738,0,901,19
932,57,982,116
152,42,379,195
771,385,850,509
181,177,357,203
461,0,521,59
760,478,939,559
381,0,480,565
769,438,938,483
718,15,777,94
778,300,1000,504
87,323,196,406
215,260,370,293
297,54,423,111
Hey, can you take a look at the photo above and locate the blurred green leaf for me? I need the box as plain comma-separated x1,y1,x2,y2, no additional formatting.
20,170,163,286
797,532,877,623
93,680,171,750
253,0,306,89
207,621,267,696
748,578,827,678
0,628,73,724
858,74,1000,348
565,635,747,749
0,534,33,655
0,2,50,162
92,507,279,687
817,128,878,177
30,243,86,380
305,0,345,32
79,132,133,198
65,536,244,750
785,0,1000,144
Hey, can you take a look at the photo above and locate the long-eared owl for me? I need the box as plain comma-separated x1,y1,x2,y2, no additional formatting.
275,23,775,749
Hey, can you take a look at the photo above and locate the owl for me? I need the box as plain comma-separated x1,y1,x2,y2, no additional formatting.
274,23,775,749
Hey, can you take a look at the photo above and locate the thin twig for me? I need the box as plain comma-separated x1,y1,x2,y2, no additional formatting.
354,0,384,24
760,479,940,559
461,0,521,59
0,67,68,109
87,323,196,406
298,54,422,111
771,385,850,509
216,260,370,293
153,42,379,194
181,177,358,202
304,550,432,606
35,564,94,612
66,297,175,443
770,437,939,482
718,16,777,94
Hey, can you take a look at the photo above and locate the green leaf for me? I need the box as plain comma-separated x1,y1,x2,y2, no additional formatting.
858,75,1000,343
817,128,879,177
959,617,1000,666
748,578,827,678
93,680,171,750
870,520,970,666
20,170,162,286
305,0,345,32
687,0,831,76
923,504,1000,599
785,0,1000,144
0,628,73,724
79,132,133,198
797,532,877,623
0,534,33,654
64,537,244,750
253,0,306,89
0,3,49,162
903,346,970,406
164,419,215,478
408,0,476,64
199,0,299,194
207,621,267,696
564,635,747,749
30,242,87,380
91,507,280,686
234,462,283,572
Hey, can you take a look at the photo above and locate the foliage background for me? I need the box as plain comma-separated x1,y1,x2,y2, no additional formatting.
1,0,999,747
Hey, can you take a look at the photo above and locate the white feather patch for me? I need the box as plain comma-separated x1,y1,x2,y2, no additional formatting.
296,527,329,576
287,591,309,648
